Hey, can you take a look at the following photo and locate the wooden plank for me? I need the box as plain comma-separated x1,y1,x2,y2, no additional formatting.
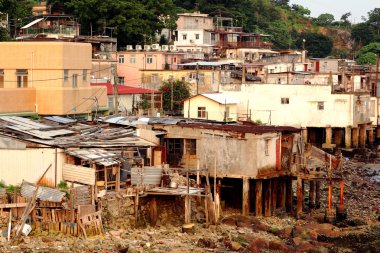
242,177,249,216
286,179,293,213
296,177,303,217
0,203,28,208
63,164,96,185
255,180,262,216
264,179,272,217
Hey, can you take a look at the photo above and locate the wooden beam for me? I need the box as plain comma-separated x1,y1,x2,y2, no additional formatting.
184,195,191,224
242,177,250,216
285,179,293,213
264,179,272,217
255,180,262,216
296,177,303,218
271,178,278,213
277,179,286,209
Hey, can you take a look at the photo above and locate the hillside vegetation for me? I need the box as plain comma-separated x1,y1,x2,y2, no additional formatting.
0,0,379,59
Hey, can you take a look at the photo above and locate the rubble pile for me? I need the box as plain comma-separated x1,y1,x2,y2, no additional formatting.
341,161,380,220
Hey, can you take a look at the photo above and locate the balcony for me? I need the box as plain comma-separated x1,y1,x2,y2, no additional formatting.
216,41,272,49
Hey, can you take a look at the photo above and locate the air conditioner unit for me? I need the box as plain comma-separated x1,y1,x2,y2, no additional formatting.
151,44,160,50
136,45,142,51
144,45,151,51
169,45,177,51
161,45,169,51
126,45,133,50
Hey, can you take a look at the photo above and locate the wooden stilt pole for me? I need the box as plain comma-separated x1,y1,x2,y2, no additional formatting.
255,180,262,216
296,177,303,218
242,177,250,216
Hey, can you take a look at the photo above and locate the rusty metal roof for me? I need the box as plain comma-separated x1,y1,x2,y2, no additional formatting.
21,181,65,203
177,122,299,134
65,148,119,166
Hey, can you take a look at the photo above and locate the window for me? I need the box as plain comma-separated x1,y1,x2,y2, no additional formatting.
281,98,289,104
0,69,3,88
64,69,68,81
195,34,200,40
198,73,205,84
265,139,270,156
183,34,187,40
147,55,153,64
16,69,28,88
151,74,158,84
118,55,124,64
72,74,78,88
318,101,324,110
197,107,207,118
108,96,114,109
82,69,87,81
185,139,196,155
211,33,215,41
118,76,125,85
129,55,136,63
189,72,197,81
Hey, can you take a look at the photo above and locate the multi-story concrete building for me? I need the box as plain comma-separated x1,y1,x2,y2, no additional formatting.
0,41,107,116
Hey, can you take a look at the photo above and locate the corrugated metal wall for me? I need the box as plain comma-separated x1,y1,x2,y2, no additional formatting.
0,148,64,187
63,164,95,185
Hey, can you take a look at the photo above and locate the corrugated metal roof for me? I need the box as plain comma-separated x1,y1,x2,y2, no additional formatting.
44,116,77,124
65,148,119,166
178,61,232,67
131,167,163,185
21,181,65,203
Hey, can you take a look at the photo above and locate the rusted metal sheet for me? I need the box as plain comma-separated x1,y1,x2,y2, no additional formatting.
276,138,281,170
65,149,119,166
131,167,163,186
63,164,96,185
21,181,65,203
73,186,92,207
0,148,63,187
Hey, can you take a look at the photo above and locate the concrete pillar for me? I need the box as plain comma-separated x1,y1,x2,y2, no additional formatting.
285,179,293,213
352,127,359,148
345,127,352,148
255,180,262,216
368,125,374,145
301,128,308,143
242,177,250,216
359,124,366,148
325,127,332,146
376,126,380,139
333,128,343,147
264,179,272,217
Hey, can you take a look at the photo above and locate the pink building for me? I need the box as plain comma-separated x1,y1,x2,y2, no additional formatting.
117,51,185,87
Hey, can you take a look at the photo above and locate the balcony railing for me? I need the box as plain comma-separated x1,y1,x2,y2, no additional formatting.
216,41,272,49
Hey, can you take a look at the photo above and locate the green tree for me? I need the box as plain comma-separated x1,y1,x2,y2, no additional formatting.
0,27,10,41
314,13,335,26
357,42,380,56
351,22,376,46
266,20,292,49
291,4,310,17
159,79,191,112
296,32,333,58
340,12,351,27
0,0,35,38
368,8,380,36
356,52,377,65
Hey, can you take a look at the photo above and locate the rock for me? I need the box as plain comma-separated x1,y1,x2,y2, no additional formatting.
229,241,242,251
197,238,216,249
268,240,292,252
292,236,304,246
278,227,293,239
41,237,54,243
248,238,268,253
296,241,315,253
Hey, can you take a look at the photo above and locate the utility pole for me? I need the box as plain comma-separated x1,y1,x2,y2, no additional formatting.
170,78,174,113
196,63,199,94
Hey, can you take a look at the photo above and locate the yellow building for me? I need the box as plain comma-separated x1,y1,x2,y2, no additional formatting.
183,93,239,121
0,42,107,116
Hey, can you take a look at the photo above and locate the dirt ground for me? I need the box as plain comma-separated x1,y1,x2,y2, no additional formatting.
1,159,380,252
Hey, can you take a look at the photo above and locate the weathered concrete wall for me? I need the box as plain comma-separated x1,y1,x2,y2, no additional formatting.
151,125,278,178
